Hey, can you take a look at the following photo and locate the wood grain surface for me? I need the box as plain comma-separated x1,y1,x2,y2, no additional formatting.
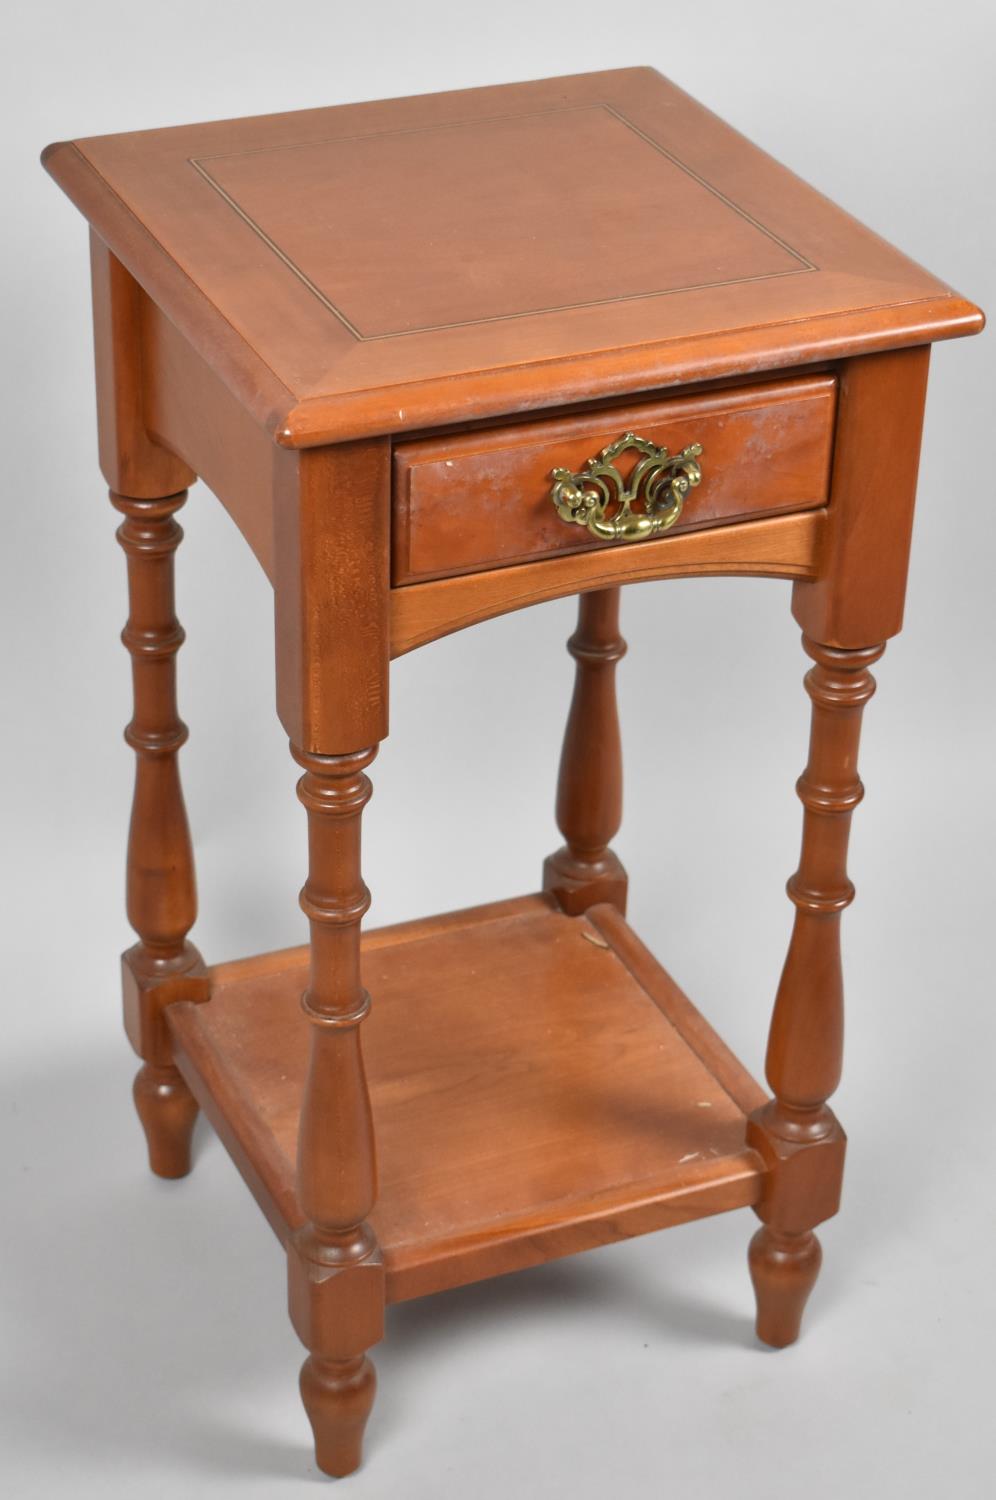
543,590,629,915
390,507,826,655
393,375,835,583
169,895,766,1303
44,69,982,443
46,60,987,1482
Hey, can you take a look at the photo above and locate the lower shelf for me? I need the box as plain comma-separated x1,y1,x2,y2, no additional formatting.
168,894,767,1302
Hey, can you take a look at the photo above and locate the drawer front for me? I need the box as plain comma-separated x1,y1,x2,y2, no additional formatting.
392,374,836,585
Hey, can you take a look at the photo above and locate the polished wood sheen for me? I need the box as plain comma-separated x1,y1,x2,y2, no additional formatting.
288,745,383,1477
392,375,835,583
543,590,628,914
44,64,983,1482
747,637,883,1344
168,896,766,1299
43,70,980,449
112,489,207,1177
91,235,193,497
390,507,827,656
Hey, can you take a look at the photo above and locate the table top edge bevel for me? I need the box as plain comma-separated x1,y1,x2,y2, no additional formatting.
41,139,296,443
42,60,986,451
276,295,983,446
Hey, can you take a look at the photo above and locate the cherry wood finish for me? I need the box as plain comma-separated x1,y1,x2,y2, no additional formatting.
112,488,207,1177
393,375,835,583
90,234,193,498
747,638,883,1345
288,745,383,1477
390,506,826,656
44,66,983,1481
44,70,980,445
141,294,277,574
792,346,931,647
168,894,767,1300
543,590,628,914
274,442,391,755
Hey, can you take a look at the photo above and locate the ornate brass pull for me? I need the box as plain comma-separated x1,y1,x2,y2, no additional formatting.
549,432,703,543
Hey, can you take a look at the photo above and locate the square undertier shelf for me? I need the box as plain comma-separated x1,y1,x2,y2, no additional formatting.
168,894,767,1302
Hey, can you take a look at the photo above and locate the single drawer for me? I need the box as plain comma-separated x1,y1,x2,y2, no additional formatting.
392,374,836,585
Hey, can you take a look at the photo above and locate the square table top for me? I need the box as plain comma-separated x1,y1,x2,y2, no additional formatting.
43,67,982,446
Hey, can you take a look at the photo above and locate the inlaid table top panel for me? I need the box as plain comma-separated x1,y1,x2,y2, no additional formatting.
44,67,982,443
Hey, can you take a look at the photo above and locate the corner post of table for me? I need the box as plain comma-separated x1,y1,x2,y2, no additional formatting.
543,587,628,913
273,437,391,1478
91,232,209,1178
746,345,931,1345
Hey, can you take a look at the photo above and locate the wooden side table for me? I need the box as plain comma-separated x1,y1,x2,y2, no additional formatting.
43,69,983,1478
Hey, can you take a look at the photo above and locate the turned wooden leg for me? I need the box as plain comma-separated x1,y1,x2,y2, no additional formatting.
747,636,884,1346
287,746,384,1478
543,588,628,914
132,1062,200,1179
113,491,207,1179
748,1226,822,1347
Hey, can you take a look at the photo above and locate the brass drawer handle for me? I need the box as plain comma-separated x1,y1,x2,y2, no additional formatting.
550,432,703,543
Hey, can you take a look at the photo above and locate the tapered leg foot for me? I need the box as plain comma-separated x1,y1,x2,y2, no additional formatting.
749,1226,822,1348
301,1354,376,1478
132,1062,199,1178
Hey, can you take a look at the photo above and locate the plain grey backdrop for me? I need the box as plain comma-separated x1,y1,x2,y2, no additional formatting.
3,2,994,1495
